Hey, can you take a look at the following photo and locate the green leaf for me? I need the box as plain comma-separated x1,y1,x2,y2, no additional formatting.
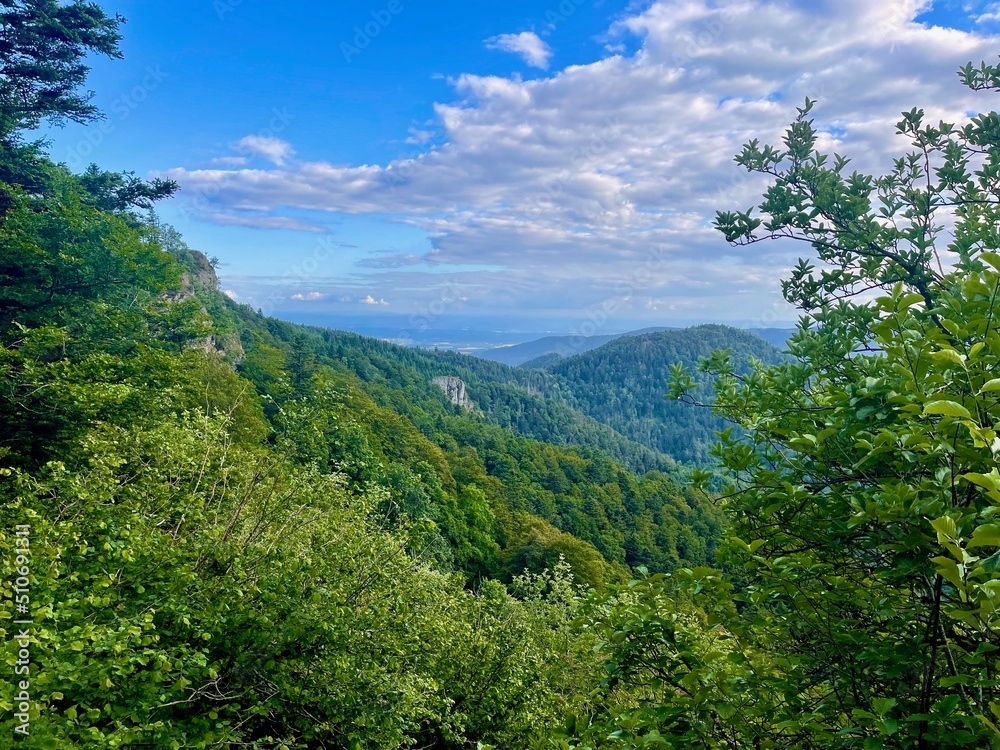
969,525,1000,549
923,400,972,419
981,251,1000,271
932,556,965,590
930,516,958,540
930,349,966,367
962,472,1000,503
964,472,1000,490
898,292,925,308
872,697,897,716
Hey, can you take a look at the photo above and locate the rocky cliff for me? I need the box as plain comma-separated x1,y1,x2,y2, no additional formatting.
167,249,245,365
432,376,473,411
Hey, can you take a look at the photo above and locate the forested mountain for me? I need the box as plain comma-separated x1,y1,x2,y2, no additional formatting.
453,325,787,465
0,12,722,740
5,4,1000,747
270,322,678,475
215,295,722,576
532,326,786,463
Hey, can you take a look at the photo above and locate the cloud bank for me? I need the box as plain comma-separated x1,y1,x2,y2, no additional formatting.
162,0,1000,328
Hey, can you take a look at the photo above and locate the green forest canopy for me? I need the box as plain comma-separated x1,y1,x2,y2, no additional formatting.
1,3,1000,747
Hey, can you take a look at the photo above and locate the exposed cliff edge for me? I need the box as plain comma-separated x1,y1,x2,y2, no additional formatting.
167,249,245,365
433,376,473,411
166,249,219,302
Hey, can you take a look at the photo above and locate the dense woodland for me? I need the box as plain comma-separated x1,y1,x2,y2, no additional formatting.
542,326,785,464
2,2,1000,748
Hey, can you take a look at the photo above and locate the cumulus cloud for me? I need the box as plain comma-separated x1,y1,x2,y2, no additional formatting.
360,295,389,306
486,31,553,69
292,292,327,301
164,0,1000,324
233,135,296,165
978,2,1000,24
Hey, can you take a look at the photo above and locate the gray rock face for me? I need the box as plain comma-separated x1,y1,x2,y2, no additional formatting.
432,376,472,411
163,250,245,365
165,250,219,303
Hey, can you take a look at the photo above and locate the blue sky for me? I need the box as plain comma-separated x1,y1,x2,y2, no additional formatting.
39,0,1000,346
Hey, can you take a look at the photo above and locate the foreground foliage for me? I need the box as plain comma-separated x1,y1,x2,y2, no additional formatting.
563,59,1000,749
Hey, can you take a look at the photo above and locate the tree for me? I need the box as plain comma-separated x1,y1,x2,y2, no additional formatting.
0,5,178,213
0,0,123,134
0,178,178,328
571,59,1000,748
77,165,178,213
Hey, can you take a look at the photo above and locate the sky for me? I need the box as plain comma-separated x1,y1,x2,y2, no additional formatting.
39,0,1000,347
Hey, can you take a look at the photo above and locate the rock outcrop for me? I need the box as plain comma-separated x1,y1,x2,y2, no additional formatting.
165,249,219,303
164,250,245,365
433,376,473,411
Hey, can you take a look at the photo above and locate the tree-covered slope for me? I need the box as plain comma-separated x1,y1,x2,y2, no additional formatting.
0,147,720,746
204,297,721,578
257,320,678,475
544,325,786,463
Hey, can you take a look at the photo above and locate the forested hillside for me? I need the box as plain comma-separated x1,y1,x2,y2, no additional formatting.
4,3,1000,748
214,297,721,576
423,325,786,467
0,5,720,745
542,325,785,463
272,322,678,475
333,323,786,469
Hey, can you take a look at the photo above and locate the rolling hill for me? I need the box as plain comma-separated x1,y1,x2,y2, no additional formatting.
477,327,674,366
531,325,787,464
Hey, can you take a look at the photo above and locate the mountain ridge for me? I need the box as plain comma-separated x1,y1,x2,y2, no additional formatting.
474,325,793,367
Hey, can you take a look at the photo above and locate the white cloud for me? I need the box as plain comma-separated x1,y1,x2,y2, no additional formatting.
166,0,1000,324
211,156,249,166
978,2,1000,23
222,289,240,300
486,31,553,69
233,135,296,165
360,295,389,306
291,292,327,301
406,127,437,144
